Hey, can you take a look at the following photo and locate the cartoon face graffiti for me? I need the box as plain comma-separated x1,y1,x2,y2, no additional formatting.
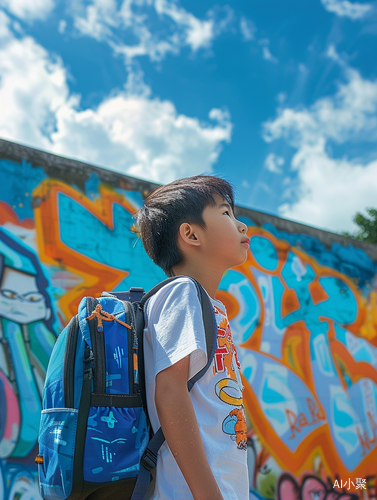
0,267,51,324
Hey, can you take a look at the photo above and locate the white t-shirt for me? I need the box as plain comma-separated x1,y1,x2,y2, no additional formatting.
144,277,249,499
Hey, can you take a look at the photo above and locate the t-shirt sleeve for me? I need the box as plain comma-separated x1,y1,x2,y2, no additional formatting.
145,278,208,380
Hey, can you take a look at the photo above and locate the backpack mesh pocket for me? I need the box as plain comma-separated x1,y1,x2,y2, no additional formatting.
38,408,78,500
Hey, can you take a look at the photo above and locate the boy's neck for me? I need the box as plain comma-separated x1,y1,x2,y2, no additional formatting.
172,261,225,299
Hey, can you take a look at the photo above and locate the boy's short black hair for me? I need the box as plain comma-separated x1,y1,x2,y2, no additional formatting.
136,175,234,277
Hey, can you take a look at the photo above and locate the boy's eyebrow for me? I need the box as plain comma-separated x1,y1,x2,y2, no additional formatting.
217,202,232,211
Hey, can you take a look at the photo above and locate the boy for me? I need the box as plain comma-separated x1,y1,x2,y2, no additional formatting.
137,175,250,499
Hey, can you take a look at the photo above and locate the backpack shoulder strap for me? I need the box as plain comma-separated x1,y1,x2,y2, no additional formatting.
131,276,218,500
186,279,217,390
139,275,181,306
140,275,217,373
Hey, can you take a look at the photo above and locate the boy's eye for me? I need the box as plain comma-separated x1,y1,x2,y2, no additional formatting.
223,211,230,216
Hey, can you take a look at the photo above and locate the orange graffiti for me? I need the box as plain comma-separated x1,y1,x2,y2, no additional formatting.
0,201,34,229
32,179,133,321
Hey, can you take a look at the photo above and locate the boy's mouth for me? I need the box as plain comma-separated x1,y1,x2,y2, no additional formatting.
241,238,250,246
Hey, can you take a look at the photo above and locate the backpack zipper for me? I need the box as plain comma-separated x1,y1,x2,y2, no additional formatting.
87,297,106,394
125,301,138,395
63,315,79,408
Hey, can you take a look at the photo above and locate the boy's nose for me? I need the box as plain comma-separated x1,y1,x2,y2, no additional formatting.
239,221,247,233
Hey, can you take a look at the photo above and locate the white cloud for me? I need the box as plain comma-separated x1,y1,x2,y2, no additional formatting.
51,98,232,183
278,140,377,232
259,39,278,64
264,68,377,146
58,19,67,34
0,13,69,149
326,43,342,63
209,5,235,37
0,0,54,21
155,0,214,51
110,22,180,63
264,153,284,174
263,64,377,232
0,16,232,185
262,46,278,64
277,92,287,104
73,0,118,42
257,182,273,194
321,0,372,20
240,16,256,41
0,10,11,38
70,0,234,63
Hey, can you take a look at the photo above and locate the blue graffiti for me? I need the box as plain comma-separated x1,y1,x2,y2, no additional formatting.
264,222,377,290
0,159,47,221
57,192,166,291
249,236,278,271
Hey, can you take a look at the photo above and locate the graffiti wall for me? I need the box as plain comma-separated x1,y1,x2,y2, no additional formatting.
0,143,376,499
219,225,377,499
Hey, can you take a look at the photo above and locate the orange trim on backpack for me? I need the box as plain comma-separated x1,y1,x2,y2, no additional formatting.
86,304,132,332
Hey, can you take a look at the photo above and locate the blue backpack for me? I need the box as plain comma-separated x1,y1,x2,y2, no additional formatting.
36,277,217,500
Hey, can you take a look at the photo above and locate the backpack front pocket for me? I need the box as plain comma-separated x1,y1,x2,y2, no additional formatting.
83,405,148,483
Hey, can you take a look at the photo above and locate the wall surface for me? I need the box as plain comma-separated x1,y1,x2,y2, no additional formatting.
0,138,376,500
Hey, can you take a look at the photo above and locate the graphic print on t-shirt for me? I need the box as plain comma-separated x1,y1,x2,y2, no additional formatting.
213,305,247,451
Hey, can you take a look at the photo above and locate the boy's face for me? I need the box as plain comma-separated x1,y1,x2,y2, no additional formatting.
198,194,249,270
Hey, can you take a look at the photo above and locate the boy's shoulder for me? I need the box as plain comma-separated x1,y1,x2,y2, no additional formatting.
143,276,210,374
145,276,200,315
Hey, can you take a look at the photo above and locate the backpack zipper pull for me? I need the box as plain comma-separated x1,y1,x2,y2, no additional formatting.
86,303,132,332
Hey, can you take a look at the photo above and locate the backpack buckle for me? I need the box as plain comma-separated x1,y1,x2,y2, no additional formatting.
141,448,157,471
83,367,93,380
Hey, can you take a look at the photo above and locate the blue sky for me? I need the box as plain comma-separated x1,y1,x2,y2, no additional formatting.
0,0,376,233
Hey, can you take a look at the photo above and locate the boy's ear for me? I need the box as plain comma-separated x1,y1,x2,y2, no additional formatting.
178,222,201,247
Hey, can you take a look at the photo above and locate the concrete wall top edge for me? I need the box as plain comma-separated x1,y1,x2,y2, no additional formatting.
235,205,377,262
1,137,376,262
0,137,160,195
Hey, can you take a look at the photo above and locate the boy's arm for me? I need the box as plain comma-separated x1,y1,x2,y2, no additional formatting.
155,355,224,500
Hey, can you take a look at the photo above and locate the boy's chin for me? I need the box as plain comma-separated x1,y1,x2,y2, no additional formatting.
230,253,248,269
